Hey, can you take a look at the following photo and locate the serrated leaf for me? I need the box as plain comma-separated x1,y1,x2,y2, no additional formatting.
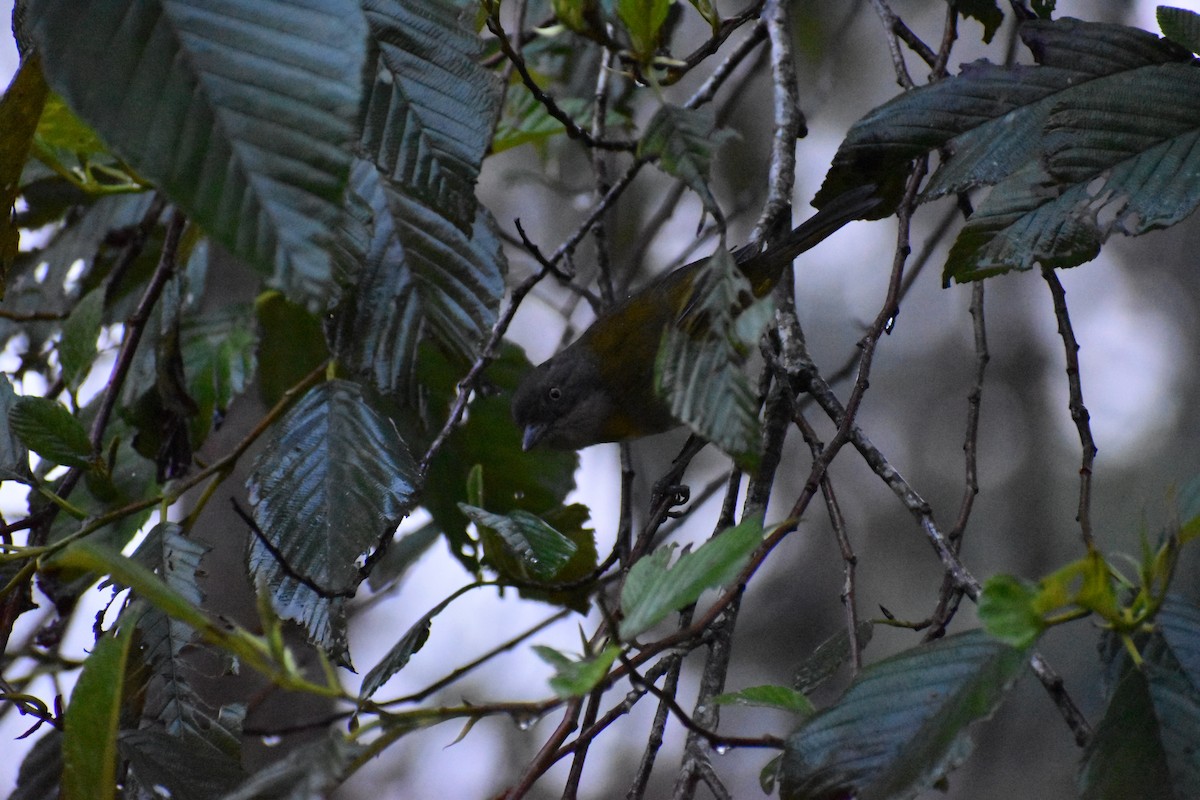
713,684,815,715
247,380,417,659
619,515,763,641
533,643,620,698
638,105,734,218
330,159,506,398
461,503,578,581
219,730,366,800
0,373,31,482
358,609,434,702
10,729,62,800
62,622,137,800
978,574,1045,648
26,0,367,310
360,0,502,231
120,729,245,800
181,305,257,446
9,395,93,468
780,629,1029,800
59,287,105,390
1159,6,1200,54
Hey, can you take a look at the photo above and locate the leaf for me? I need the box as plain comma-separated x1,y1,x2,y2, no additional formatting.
120,729,246,800
366,520,443,592
1159,6,1200,54
61,622,137,800
9,395,93,468
59,287,105,390
422,343,578,570
638,105,734,219
978,574,1045,648
957,0,1004,44
0,373,31,482
330,159,506,398
713,684,815,715
1079,662,1175,800
792,621,875,694
619,515,763,641
180,304,258,446
358,609,434,702
10,729,62,800
618,0,671,62
532,643,620,699
219,730,366,800
0,54,49,284
360,0,502,231
247,380,418,660
461,503,578,581
254,291,327,407
779,629,1029,800
26,0,367,310
655,247,767,466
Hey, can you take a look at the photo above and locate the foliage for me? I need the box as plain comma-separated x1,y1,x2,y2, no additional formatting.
0,2,1198,799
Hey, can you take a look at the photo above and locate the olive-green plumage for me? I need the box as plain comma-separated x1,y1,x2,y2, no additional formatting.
512,187,880,450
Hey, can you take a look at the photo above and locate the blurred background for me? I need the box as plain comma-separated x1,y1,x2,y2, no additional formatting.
2,1,1198,798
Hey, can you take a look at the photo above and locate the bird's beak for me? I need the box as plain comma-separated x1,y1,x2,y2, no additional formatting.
522,423,546,451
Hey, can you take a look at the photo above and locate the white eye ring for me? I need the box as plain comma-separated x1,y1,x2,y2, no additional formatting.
548,387,562,401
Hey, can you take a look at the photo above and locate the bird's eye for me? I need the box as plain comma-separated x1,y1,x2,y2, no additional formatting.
548,387,562,401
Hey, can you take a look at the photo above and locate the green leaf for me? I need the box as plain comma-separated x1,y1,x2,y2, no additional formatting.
220,730,367,800
254,291,327,407
358,608,435,702
1080,663,1175,800
713,684,815,715
9,395,93,468
686,0,720,34
247,380,418,662
619,515,763,641
10,729,62,800
1159,6,1200,54
360,0,502,231
533,643,620,698
0,373,31,482
0,55,48,280
423,343,578,570
957,0,1004,43
33,92,108,156
26,0,367,310
120,729,246,800
638,105,734,218
792,621,875,694
978,574,1045,648
62,622,137,800
780,630,1029,800
655,247,766,466
59,287,105,390
330,159,506,398
618,0,671,62
180,304,257,446
461,503,578,581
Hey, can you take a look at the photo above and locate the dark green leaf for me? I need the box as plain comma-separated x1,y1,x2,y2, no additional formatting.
532,644,620,698
219,730,366,800
638,105,734,218
781,630,1028,800
461,503,578,581
957,0,1003,43
9,395,92,468
360,0,502,230
27,0,367,310
247,380,417,660
423,343,577,570
713,684,815,715
59,287,104,390
331,159,506,398
61,623,137,800
1080,663,1174,800
792,621,874,694
121,729,245,800
619,515,762,641
254,291,327,408
10,729,62,800
655,248,767,465
0,373,31,482
978,574,1045,648
0,55,48,281
1159,6,1200,54
180,305,257,446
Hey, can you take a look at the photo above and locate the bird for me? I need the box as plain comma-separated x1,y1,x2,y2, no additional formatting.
512,186,880,451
